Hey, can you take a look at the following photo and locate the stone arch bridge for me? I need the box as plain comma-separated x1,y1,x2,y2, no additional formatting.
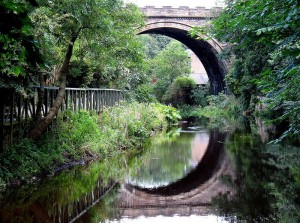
139,6,227,94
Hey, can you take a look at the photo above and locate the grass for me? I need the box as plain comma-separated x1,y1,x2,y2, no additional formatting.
0,102,180,191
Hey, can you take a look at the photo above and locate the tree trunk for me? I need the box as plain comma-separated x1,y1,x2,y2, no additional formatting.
34,72,45,123
29,33,79,140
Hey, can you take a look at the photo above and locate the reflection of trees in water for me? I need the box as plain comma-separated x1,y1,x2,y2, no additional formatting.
212,132,300,222
0,157,128,223
127,132,196,188
128,129,227,196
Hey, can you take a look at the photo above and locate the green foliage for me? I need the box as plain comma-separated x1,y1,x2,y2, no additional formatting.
189,93,242,130
0,0,43,95
138,34,172,59
154,103,182,124
192,93,240,118
149,41,191,101
29,0,145,89
100,102,166,148
0,102,179,190
0,110,102,189
178,104,195,120
58,110,101,153
133,83,157,103
163,76,196,107
136,35,193,104
151,41,190,81
209,0,300,140
0,0,41,77
191,85,210,107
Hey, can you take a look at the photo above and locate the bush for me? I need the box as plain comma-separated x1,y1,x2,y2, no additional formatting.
189,93,242,130
134,83,157,103
178,104,195,119
192,93,240,118
152,103,182,124
163,76,196,107
0,102,181,190
191,85,210,107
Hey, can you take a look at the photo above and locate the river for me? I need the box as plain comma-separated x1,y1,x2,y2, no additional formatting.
1,120,299,223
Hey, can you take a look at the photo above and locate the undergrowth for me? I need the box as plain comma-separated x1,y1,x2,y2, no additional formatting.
179,93,242,131
0,102,180,191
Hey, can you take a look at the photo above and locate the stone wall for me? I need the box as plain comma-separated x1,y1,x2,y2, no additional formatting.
141,6,221,18
140,6,221,29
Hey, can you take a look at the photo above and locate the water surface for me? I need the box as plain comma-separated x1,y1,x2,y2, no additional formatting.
1,122,299,223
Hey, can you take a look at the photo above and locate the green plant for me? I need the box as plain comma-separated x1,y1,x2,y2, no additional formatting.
149,41,191,102
209,0,300,141
163,76,196,107
188,93,242,131
191,85,210,107
0,102,177,191
134,83,157,103
151,103,182,124
178,104,195,119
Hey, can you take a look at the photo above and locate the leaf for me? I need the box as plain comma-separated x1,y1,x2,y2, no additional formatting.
11,66,24,76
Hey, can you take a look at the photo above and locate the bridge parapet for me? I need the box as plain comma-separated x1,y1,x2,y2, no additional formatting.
141,6,222,19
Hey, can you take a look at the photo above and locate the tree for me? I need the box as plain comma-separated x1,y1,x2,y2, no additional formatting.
0,0,42,93
138,34,172,59
149,41,191,101
207,0,300,140
28,0,145,139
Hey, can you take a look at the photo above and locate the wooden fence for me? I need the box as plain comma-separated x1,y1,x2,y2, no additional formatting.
0,87,124,151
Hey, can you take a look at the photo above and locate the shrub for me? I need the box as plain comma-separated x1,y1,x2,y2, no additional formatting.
191,85,210,107
0,102,180,190
163,76,196,107
189,93,242,130
134,83,157,103
192,93,240,118
152,103,182,124
178,104,195,119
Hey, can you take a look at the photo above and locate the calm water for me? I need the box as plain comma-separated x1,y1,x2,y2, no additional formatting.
1,121,300,223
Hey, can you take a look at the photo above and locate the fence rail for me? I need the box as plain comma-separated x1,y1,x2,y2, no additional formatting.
0,87,124,151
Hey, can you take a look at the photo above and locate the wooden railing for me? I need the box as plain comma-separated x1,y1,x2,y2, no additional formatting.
0,87,125,151
37,87,124,116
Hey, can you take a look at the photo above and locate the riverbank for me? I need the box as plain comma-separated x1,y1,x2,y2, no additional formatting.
0,102,181,191
178,94,242,131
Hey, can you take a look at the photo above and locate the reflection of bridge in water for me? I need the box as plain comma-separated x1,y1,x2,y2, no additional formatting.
117,130,235,218
1,131,235,223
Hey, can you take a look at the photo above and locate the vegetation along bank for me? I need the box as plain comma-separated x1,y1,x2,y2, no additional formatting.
0,102,181,191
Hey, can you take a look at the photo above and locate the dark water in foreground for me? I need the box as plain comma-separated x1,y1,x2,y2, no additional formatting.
1,122,300,223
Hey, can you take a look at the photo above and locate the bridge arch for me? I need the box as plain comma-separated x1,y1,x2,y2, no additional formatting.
138,21,227,94
118,130,234,209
